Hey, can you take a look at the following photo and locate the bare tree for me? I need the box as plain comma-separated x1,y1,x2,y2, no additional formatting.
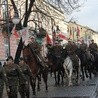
9,0,86,63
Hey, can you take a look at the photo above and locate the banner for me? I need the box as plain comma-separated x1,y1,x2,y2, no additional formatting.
20,27,29,42
11,25,20,39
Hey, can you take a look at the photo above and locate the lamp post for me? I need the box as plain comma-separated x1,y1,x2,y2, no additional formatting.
6,0,10,56
12,12,20,25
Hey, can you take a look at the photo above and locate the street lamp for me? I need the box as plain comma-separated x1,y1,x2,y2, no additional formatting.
12,12,20,25
6,0,10,56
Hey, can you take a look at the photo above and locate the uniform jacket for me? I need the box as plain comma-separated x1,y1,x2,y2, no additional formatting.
19,63,33,85
4,63,26,86
89,43,98,51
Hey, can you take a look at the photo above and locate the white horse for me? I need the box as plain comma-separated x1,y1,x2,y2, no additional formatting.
63,56,81,86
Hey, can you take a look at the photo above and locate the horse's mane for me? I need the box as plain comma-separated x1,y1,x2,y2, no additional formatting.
23,45,38,64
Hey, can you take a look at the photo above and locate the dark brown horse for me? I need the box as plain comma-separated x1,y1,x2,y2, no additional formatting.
23,45,48,95
47,49,65,86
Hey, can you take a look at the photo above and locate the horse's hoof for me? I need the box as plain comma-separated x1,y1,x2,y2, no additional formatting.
82,78,85,81
61,83,64,86
55,83,57,86
86,75,88,78
33,92,36,95
68,84,73,86
57,83,60,86
45,90,48,93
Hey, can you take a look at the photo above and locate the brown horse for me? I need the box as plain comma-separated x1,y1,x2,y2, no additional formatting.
47,50,65,86
23,45,48,95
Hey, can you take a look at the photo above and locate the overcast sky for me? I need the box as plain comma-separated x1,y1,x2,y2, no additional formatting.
68,0,98,31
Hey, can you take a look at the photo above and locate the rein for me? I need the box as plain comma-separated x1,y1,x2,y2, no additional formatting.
27,45,38,63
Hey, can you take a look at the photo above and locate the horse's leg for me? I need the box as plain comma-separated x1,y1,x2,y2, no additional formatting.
30,77,36,95
50,67,53,77
68,68,73,86
54,71,57,86
81,65,85,81
76,66,80,85
57,70,60,86
42,68,48,91
84,65,88,78
61,70,64,86
64,67,68,78
37,74,41,91
88,62,94,79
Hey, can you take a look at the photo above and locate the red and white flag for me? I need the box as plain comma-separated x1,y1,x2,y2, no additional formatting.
52,30,56,46
20,27,29,42
11,25,20,39
58,33,68,40
77,26,80,37
46,33,52,45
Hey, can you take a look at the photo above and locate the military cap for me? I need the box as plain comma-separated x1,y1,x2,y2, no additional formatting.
55,41,58,44
91,39,94,41
19,57,24,61
68,38,72,42
6,56,13,61
29,35,35,39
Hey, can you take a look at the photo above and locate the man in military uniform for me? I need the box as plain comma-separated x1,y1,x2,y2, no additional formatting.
28,36,48,68
52,41,63,58
4,56,27,98
46,44,53,61
18,57,33,98
0,62,9,98
80,40,88,59
89,39,98,53
52,41,63,65
80,40,87,52
65,39,79,68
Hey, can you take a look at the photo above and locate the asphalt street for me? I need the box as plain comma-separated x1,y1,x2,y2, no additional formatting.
3,74,98,98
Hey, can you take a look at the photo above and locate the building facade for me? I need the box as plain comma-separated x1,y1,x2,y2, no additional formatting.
68,22,98,45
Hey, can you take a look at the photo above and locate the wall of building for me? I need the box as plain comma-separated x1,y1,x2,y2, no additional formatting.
0,33,18,60
0,33,5,60
68,22,98,45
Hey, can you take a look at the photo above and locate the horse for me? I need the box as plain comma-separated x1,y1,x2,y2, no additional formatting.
76,49,95,81
23,45,48,95
46,47,65,86
90,50,98,74
62,49,81,86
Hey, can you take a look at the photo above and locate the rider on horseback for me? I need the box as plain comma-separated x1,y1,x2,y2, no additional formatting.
52,41,63,58
52,41,63,65
65,39,79,68
89,39,98,54
80,40,88,52
80,40,88,60
28,35,48,68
